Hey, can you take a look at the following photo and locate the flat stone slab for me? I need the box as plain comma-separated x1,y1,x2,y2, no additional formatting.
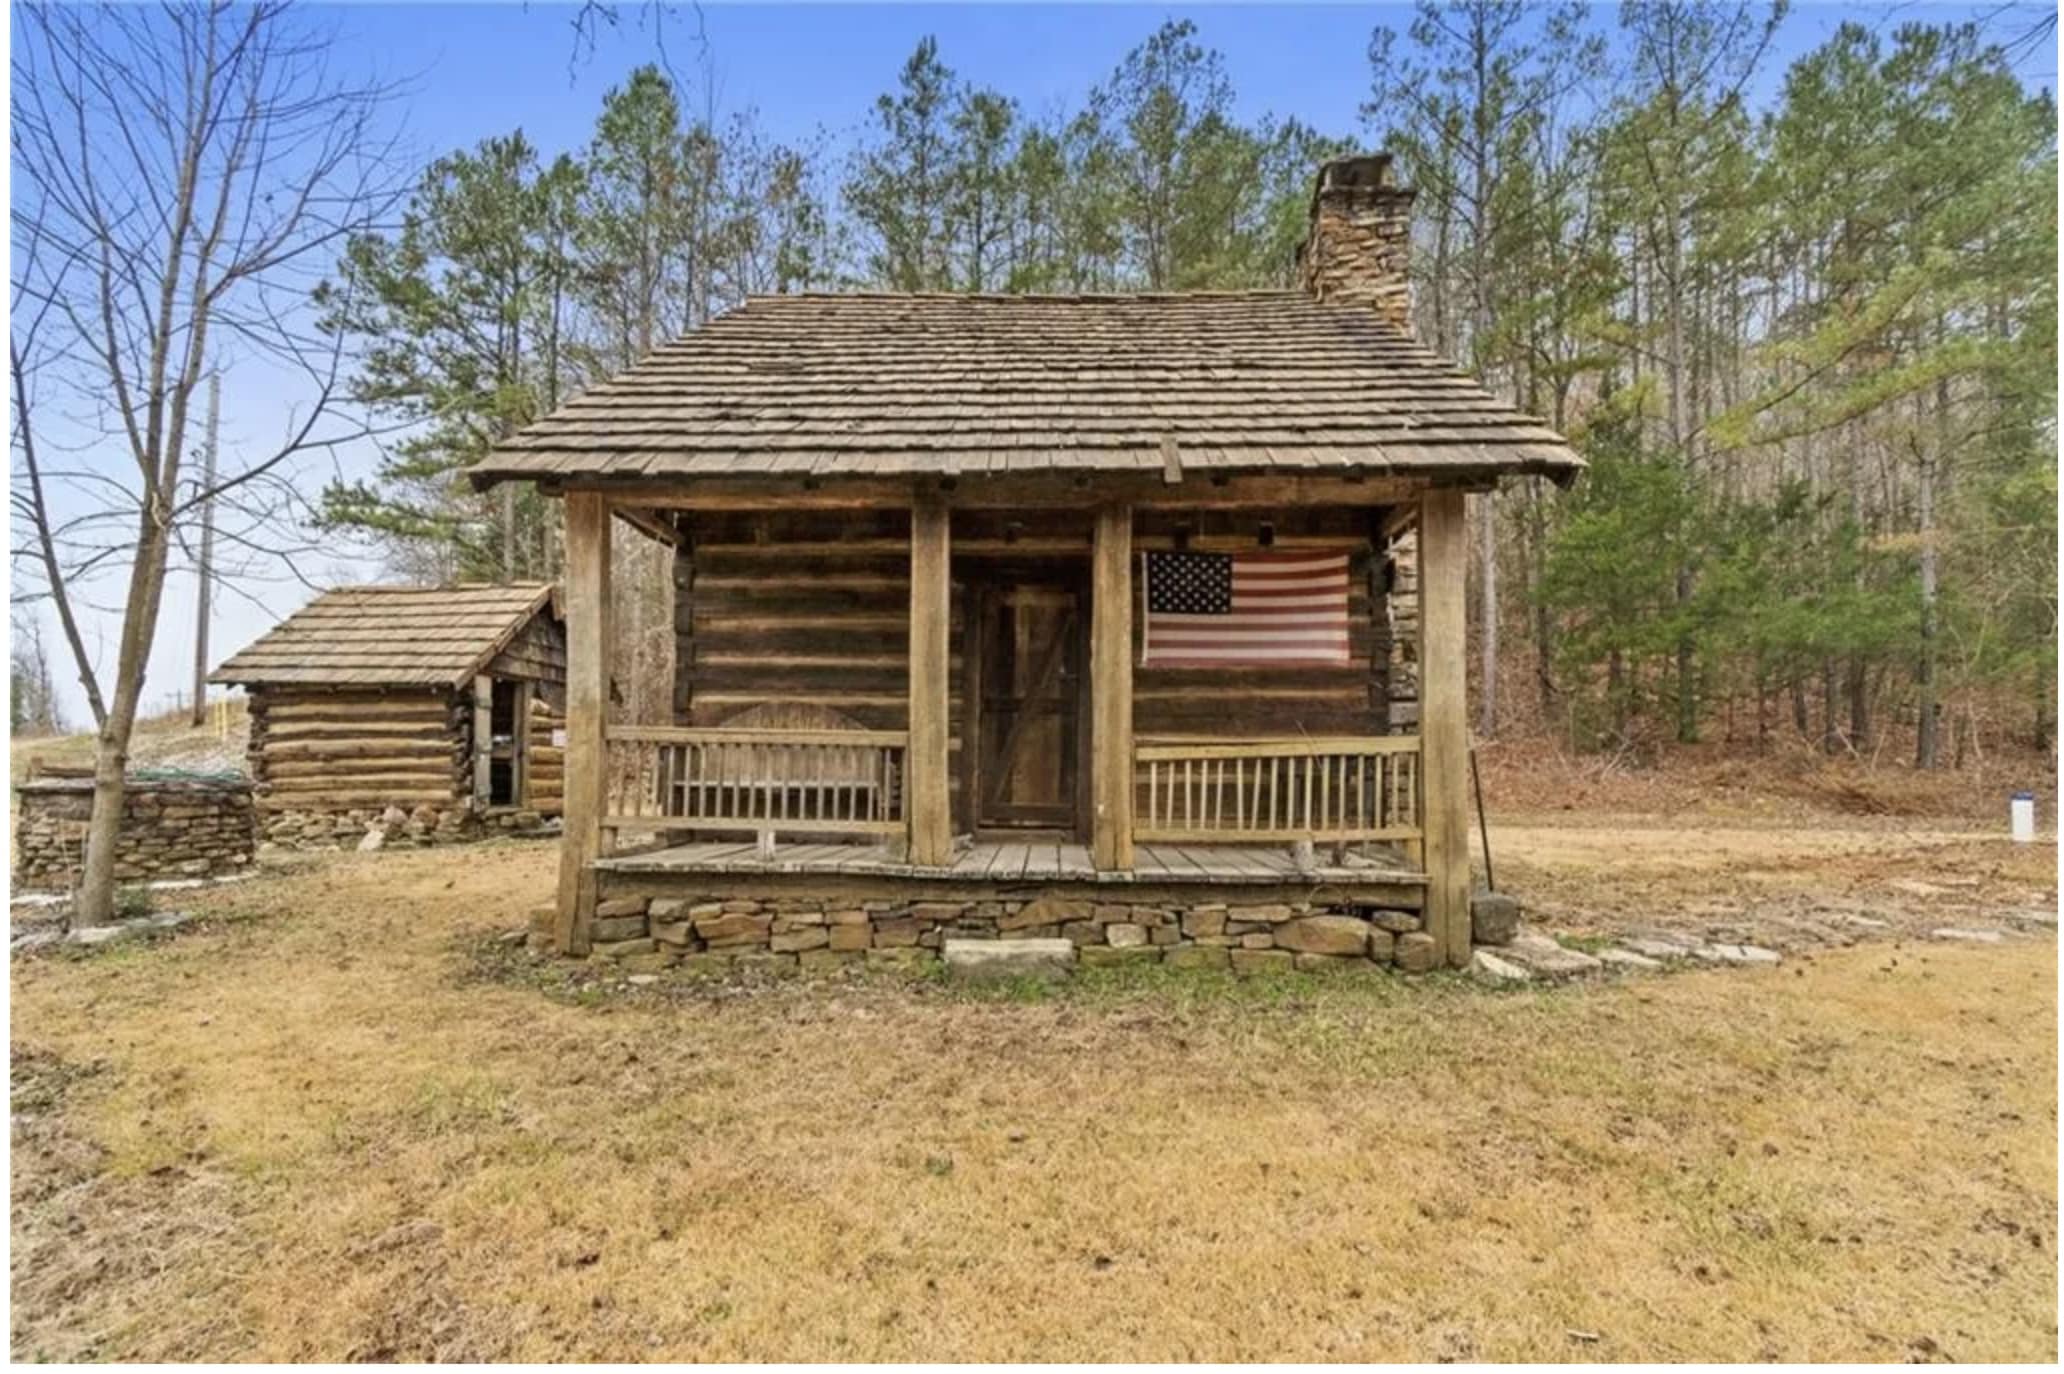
1929,927,2006,944
61,912,190,949
943,937,1075,978
1692,943,1782,966
67,924,142,948
1468,949,1532,983
1502,932,1603,978
1597,948,1664,971
1619,936,1696,960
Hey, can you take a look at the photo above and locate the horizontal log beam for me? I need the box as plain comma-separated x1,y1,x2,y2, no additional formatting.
607,725,910,747
262,739,460,760
559,474,1437,512
1135,735,1421,761
263,758,461,779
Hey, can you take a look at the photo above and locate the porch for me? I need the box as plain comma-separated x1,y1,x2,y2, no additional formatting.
549,474,1474,967
598,835,1424,893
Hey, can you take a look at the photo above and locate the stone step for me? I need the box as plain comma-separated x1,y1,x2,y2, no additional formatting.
1691,942,1782,966
1500,931,1603,978
1468,949,1532,983
943,937,1076,978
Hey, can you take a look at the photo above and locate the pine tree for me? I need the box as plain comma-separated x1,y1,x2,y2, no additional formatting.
846,37,959,291
317,133,579,579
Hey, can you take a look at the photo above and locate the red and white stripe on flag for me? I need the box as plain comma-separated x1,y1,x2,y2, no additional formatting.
1141,550,1352,667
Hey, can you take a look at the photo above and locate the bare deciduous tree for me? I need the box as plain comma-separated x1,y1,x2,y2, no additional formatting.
9,0,404,926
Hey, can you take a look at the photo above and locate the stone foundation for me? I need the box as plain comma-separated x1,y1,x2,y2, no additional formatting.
549,882,1432,974
258,802,553,850
260,803,484,850
14,776,255,887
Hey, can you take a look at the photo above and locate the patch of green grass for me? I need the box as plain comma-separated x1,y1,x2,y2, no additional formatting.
1556,931,1614,955
402,1073,514,1135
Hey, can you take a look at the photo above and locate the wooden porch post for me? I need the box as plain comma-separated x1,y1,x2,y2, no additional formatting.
1417,486,1471,966
907,495,953,866
556,489,612,954
1090,502,1135,871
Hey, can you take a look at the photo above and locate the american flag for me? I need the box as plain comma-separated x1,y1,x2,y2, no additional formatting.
1141,550,1352,666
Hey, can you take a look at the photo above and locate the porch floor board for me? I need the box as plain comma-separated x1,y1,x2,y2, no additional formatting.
596,838,1425,887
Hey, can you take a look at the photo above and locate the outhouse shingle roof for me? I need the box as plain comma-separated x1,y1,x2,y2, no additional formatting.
209,583,559,689
466,291,1583,488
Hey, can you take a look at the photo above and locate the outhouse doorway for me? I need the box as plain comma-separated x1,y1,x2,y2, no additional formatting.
477,676,531,808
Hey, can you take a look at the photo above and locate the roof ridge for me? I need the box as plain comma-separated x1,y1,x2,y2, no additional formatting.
741,289,1308,305
317,581,554,593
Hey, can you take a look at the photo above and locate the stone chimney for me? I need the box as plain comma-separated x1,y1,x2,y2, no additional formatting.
1297,153,1416,334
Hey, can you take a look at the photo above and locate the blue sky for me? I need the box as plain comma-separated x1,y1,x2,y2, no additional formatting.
14,1,2057,728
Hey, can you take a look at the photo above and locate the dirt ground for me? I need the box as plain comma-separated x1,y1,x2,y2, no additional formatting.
9,814,2058,1361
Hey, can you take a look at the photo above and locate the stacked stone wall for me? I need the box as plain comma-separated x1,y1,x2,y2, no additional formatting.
259,802,549,850
550,881,1436,975
14,777,255,887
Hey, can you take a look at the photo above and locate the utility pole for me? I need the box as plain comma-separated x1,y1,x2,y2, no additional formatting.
189,372,220,729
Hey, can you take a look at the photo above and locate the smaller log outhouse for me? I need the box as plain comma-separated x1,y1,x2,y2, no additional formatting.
209,583,566,847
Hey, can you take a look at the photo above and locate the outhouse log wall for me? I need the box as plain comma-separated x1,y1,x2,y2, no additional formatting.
244,687,477,846
246,688,470,809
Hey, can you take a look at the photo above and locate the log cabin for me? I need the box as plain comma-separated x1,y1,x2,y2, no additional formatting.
469,154,1584,971
209,583,566,847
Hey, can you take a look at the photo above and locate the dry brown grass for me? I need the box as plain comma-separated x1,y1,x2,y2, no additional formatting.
1479,733,2059,827
10,837,2057,1362
10,696,250,785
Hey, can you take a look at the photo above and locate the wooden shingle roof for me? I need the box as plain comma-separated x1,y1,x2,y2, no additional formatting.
209,583,559,690
466,291,1583,489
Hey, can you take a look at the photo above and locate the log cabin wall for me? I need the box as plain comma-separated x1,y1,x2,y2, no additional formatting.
1131,506,1395,739
1381,524,1420,731
669,504,1410,830
527,694,566,815
676,508,916,733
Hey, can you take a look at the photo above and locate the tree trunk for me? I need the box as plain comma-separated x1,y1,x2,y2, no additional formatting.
77,500,178,927
1675,569,1696,743
1790,673,1809,738
1821,661,1841,755
1915,412,1941,769
188,372,219,729
1846,655,1870,752
1607,648,1627,751
502,484,517,581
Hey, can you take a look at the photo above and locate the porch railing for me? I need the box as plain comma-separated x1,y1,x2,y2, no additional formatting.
1133,735,1422,845
603,726,908,835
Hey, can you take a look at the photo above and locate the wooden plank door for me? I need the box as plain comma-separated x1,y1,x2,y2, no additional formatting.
970,580,1084,832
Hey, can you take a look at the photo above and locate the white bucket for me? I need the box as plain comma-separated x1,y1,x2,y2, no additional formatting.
2010,792,2036,843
